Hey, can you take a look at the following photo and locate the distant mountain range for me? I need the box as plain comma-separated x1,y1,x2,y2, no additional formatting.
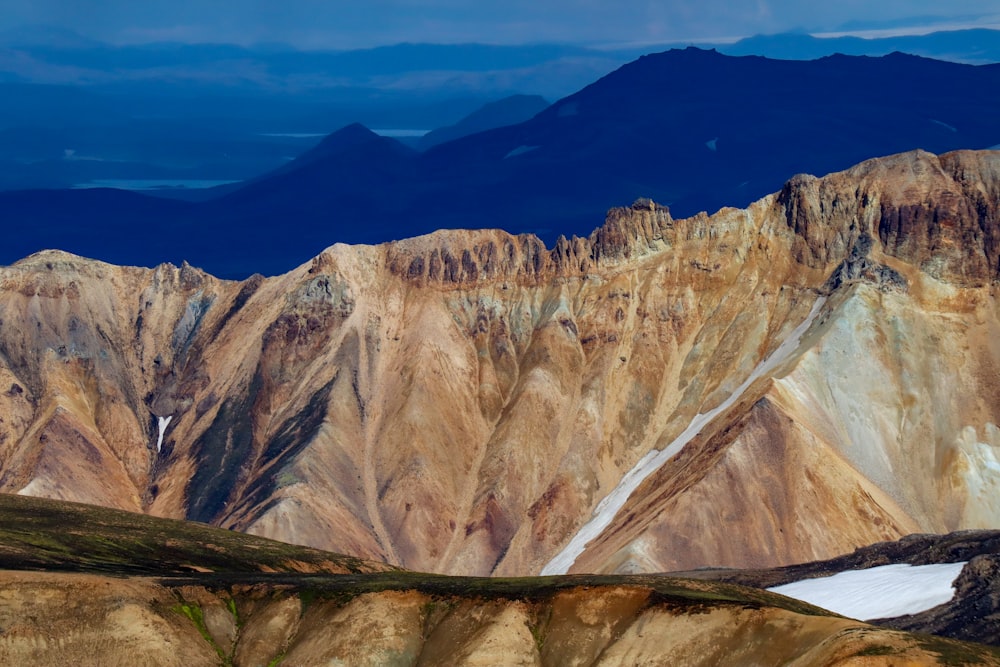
3,27,999,93
1,47,998,278
417,94,550,150
0,27,997,198
720,27,1000,63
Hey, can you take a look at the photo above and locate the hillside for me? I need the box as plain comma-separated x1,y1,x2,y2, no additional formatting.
1,149,999,581
0,493,995,666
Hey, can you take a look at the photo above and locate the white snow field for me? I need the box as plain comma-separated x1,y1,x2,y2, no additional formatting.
768,561,967,620
540,297,827,575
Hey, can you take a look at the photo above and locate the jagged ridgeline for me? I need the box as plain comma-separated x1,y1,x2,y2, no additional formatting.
0,149,999,578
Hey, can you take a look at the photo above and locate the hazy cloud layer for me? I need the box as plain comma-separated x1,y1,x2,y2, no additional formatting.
1,0,998,47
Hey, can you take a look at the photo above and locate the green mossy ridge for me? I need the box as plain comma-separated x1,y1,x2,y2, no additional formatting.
298,588,318,615
160,571,835,620
855,644,897,657
916,633,1000,666
3,493,1000,664
225,597,241,628
0,492,393,575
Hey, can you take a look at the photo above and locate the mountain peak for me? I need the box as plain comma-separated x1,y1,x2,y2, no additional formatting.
294,122,389,163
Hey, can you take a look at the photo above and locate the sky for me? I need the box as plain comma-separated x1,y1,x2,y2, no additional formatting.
1,0,999,49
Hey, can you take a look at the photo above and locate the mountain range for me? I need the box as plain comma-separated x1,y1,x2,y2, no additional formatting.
2,148,998,584
2,47,998,278
3,38,1000,663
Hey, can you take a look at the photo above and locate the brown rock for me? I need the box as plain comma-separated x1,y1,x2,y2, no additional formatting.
0,150,999,579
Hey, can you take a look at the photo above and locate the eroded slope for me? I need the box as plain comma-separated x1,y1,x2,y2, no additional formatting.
0,149,998,577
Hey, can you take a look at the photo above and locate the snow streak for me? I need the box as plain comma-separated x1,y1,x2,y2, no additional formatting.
541,297,827,575
156,415,173,453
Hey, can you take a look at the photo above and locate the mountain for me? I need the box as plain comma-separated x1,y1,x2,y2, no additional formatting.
417,94,550,149
2,48,999,278
721,28,1000,63
0,37,609,196
1,149,999,583
0,494,995,666
0,38,615,94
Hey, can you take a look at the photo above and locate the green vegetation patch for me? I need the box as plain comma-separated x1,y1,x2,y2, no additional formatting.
0,493,393,575
174,601,231,666
916,633,1000,666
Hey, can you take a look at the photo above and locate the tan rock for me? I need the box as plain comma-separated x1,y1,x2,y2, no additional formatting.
1,149,999,576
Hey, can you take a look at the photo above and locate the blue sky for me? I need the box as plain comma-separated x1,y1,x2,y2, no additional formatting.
1,0,999,48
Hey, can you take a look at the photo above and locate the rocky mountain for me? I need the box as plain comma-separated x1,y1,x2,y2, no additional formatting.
2,48,999,278
1,148,999,580
0,494,996,666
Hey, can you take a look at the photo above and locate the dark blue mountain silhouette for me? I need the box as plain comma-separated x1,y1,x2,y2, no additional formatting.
3,48,999,278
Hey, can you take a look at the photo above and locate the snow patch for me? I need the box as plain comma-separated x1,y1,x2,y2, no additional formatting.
768,562,966,620
16,478,48,497
156,415,173,453
541,297,827,575
705,137,718,151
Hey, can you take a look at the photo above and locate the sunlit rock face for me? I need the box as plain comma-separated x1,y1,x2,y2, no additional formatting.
0,149,998,576
2,572,975,667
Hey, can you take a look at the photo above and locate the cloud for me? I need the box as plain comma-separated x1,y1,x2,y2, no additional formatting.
0,0,997,48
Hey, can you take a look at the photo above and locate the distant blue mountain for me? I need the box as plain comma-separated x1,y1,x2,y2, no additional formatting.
721,28,1000,63
2,48,999,278
418,95,550,150
0,34,628,98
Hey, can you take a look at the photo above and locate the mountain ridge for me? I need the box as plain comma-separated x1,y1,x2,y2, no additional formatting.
1,149,999,580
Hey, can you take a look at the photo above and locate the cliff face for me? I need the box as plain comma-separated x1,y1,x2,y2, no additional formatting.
0,149,998,576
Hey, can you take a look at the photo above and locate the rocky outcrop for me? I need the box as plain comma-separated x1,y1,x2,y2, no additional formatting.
385,200,674,287
0,149,999,578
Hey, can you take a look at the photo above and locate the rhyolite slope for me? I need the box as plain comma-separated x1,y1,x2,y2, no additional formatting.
0,149,999,579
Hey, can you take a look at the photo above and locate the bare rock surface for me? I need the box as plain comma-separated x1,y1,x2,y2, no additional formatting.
1,569,996,667
0,493,993,666
1,149,1000,580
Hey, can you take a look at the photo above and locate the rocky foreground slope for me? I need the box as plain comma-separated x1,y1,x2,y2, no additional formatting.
10,569,994,667
1,149,999,577
0,494,996,667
